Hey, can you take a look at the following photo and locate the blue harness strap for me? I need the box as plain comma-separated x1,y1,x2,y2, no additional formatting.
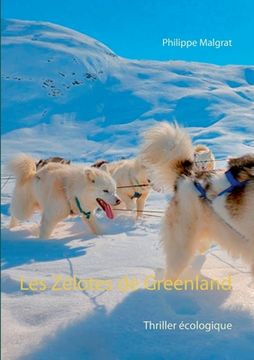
131,178,144,200
193,181,208,199
194,170,249,199
217,170,249,196
131,191,142,199
193,169,251,242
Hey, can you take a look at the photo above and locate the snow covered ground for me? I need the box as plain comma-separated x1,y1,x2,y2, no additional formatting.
1,19,254,359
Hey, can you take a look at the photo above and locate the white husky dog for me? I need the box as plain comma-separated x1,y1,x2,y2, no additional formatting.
92,158,151,218
9,154,121,238
194,144,215,172
140,122,254,279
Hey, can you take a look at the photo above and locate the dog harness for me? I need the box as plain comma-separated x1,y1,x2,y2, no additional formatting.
130,178,145,199
193,169,250,242
131,191,142,199
75,197,91,220
217,170,249,196
194,169,249,200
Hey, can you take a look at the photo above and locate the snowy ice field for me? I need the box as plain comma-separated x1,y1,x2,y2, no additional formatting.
1,19,254,359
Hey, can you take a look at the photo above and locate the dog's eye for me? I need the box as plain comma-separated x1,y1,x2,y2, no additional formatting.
103,190,109,193
147,179,151,183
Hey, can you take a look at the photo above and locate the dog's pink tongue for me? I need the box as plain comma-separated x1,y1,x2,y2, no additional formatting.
104,202,114,219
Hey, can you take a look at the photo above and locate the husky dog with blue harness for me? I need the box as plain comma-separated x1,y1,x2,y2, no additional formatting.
140,122,254,279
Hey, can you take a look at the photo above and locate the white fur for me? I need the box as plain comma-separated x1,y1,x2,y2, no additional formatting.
101,158,151,218
9,154,120,239
140,123,254,279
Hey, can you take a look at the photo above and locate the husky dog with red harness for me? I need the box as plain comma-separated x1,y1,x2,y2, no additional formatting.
140,122,254,279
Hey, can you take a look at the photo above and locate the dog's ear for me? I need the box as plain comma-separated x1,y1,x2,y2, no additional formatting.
85,169,96,183
100,163,109,172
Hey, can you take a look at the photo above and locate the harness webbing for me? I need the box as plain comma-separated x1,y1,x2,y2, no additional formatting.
217,170,249,196
131,191,142,199
193,170,250,242
193,181,208,199
194,169,249,200
75,197,91,220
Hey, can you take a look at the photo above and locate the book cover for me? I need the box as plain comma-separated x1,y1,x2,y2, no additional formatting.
1,1,254,359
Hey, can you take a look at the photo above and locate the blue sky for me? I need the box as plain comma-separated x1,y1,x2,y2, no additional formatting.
2,0,254,65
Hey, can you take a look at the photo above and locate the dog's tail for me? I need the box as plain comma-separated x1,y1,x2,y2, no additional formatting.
9,154,36,184
139,122,194,192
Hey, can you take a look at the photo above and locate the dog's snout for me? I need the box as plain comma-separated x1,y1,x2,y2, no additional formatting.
115,198,121,205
